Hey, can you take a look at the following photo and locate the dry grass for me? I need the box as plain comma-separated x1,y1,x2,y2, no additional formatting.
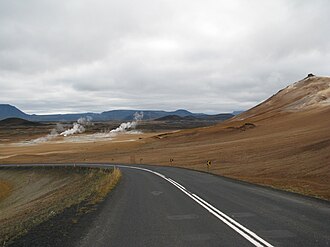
0,166,121,246
89,167,121,204
0,180,12,202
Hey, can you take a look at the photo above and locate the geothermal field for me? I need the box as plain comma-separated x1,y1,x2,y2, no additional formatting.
1,76,330,200
0,76,329,246
1,1,330,246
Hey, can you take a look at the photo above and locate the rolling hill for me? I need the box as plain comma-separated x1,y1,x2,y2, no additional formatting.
1,75,329,199
137,75,330,198
0,118,43,126
235,74,330,121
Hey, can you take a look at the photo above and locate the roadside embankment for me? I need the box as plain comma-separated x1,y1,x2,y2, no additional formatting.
0,166,121,246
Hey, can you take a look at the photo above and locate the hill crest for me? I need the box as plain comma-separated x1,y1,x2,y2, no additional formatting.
235,75,330,121
0,117,42,126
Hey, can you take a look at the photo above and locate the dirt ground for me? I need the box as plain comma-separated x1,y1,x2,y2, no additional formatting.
0,180,12,201
0,107,329,200
0,76,329,200
0,166,121,246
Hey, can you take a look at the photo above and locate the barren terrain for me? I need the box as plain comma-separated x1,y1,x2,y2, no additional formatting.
0,166,121,246
0,76,329,200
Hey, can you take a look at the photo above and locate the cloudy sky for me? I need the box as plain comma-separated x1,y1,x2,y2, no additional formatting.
0,0,329,114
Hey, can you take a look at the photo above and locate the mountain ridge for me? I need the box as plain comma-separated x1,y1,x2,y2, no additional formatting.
0,104,235,121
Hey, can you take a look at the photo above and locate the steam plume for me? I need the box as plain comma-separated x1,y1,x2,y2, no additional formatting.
109,112,143,134
60,116,93,137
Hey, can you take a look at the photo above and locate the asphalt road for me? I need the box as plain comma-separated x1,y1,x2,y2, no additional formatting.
3,163,329,247
74,164,330,247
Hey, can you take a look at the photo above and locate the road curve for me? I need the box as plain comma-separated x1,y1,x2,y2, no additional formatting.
4,164,330,246
77,164,330,247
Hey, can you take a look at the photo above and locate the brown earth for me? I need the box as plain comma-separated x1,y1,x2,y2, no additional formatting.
0,180,12,202
0,166,121,245
0,76,329,200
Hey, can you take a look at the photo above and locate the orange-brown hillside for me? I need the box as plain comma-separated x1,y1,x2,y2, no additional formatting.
137,75,330,199
1,75,329,199
236,74,330,120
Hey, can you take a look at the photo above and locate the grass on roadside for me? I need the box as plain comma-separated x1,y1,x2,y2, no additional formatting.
0,180,12,202
0,165,121,246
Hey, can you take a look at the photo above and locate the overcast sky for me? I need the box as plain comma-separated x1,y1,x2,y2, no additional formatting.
0,0,329,114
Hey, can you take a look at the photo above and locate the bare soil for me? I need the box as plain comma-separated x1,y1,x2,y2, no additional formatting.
1,107,328,200
0,180,12,202
8,176,122,247
0,76,329,200
0,166,121,246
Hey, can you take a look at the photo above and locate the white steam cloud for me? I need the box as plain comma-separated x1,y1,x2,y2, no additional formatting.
28,133,56,144
22,122,66,144
21,113,143,145
60,122,85,137
109,112,143,134
77,116,94,126
60,116,93,136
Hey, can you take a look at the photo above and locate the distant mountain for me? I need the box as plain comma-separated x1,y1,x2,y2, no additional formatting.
101,109,198,121
0,117,43,126
154,115,188,121
0,104,235,122
155,113,234,121
172,109,194,117
101,110,138,121
0,104,29,120
198,113,234,121
232,111,245,115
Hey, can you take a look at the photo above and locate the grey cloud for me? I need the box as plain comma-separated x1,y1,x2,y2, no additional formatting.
0,0,329,114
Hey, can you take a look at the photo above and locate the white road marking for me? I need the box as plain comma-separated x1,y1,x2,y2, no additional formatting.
114,165,274,247
1,163,274,246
